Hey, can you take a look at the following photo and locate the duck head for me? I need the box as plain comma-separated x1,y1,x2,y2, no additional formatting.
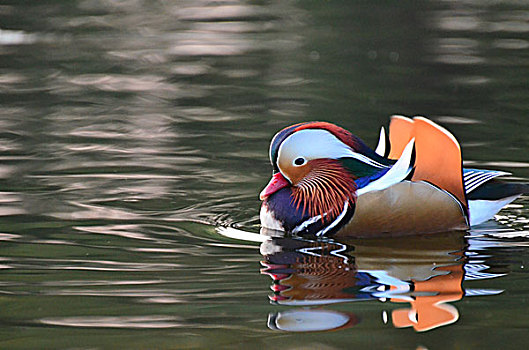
260,122,393,237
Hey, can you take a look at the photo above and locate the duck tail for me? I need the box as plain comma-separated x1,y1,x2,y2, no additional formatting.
467,181,529,200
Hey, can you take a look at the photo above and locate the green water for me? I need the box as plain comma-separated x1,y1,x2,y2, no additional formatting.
0,0,529,349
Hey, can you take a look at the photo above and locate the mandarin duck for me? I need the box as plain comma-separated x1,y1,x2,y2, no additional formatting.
259,116,529,237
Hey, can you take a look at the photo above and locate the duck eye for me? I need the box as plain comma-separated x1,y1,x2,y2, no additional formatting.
293,157,306,166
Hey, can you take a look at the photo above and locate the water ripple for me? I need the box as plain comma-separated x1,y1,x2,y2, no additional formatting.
0,29,37,45
8,258,181,272
39,316,183,329
0,0,528,347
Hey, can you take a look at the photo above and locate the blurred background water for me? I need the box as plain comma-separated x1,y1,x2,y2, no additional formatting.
0,0,529,349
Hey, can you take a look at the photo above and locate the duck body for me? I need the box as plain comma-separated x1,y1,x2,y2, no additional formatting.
260,116,528,238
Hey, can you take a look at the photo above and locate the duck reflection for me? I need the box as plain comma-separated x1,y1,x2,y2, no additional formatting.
260,229,503,332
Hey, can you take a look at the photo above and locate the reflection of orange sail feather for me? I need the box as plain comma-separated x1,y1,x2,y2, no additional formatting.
391,262,465,332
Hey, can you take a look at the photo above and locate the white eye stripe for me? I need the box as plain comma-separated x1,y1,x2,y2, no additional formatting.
279,129,352,162
278,129,388,169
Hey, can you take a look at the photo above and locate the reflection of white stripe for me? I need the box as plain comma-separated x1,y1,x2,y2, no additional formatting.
465,289,504,296
298,241,350,264
298,246,325,257
365,270,411,295
329,242,350,264
465,263,507,280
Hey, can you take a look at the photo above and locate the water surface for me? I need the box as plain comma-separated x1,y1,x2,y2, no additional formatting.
1,1,529,349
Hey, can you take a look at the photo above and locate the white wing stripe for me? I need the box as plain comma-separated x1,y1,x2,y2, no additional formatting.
465,172,496,189
466,177,495,193
464,171,480,181
316,201,349,237
356,139,414,196
348,152,388,169
464,170,508,181
465,170,510,193
374,127,387,157
292,213,324,234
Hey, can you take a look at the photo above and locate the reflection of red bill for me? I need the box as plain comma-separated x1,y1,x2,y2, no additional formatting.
269,294,289,302
260,261,290,281
270,284,290,292
259,172,290,200
267,309,359,332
